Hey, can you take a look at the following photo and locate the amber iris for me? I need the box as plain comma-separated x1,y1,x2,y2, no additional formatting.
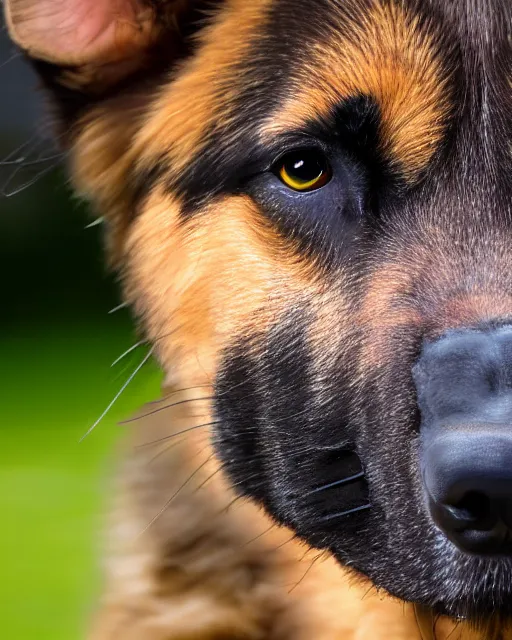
277,149,331,192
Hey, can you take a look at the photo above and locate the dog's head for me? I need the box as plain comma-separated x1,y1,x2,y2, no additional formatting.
7,0,512,622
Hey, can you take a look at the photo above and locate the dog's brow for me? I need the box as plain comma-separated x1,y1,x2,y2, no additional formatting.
260,2,452,180
134,0,273,181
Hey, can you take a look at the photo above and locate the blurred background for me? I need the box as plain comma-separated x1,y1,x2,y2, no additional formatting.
0,26,162,639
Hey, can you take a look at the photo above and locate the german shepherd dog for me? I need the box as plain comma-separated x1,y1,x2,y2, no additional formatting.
6,0,512,637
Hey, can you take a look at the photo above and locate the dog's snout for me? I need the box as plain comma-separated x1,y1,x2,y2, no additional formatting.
422,432,512,554
414,325,512,555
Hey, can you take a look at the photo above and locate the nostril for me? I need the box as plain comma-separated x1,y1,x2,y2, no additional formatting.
421,430,512,553
446,491,496,531
415,324,512,554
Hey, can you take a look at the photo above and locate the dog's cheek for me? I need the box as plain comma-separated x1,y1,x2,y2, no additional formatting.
214,277,362,532
123,191,322,385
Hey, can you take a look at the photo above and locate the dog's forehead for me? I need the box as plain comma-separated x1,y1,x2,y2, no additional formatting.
131,0,512,210
253,0,511,143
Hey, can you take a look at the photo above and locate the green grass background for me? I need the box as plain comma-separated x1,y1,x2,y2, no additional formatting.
1,168,162,638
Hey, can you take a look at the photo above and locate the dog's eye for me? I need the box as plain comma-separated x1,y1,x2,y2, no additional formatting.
276,149,331,192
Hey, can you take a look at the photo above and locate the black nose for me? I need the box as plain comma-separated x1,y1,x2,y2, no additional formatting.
414,325,512,555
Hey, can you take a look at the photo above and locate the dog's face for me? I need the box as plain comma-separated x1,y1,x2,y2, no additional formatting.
7,0,512,623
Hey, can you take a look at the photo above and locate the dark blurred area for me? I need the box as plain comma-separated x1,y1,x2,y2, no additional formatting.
0,27,161,640
0,39,115,327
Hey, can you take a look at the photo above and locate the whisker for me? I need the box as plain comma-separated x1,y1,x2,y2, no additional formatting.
108,319,217,400
119,396,215,424
303,471,365,497
318,503,371,522
80,347,153,441
111,340,146,367
243,523,277,547
192,464,225,495
148,436,190,465
1,135,63,197
216,472,265,515
445,620,461,640
0,151,64,166
288,551,325,594
275,533,297,550
228,471,261,490
110,326,181,368
108,302,129,314
222,494,244,513
138,455,212,536
3,159,61,197
414,603,435,640
85,217,104,229
0,50,21,69
136,420,219,448
361,583,376,601
148,433,211,466
144,385,214,406
1,133,39,163
433,613,442,640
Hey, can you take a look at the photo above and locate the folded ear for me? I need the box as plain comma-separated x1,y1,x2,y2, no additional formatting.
4,0,188,92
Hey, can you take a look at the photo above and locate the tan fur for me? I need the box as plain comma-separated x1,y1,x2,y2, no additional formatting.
261,2,451,179
71,0,451,261
5,1,508,638
88,390,423,640
124,190,321,384
70,0,450,254
73,3,511,635
72,93,149,260
89,391,512,640
134,0,274,179
71,0,274,258
359,249,512,369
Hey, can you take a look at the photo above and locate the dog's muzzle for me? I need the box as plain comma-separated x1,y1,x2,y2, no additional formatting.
414,324,512,555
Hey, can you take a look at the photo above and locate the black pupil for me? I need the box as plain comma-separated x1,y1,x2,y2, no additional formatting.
286,152,324,182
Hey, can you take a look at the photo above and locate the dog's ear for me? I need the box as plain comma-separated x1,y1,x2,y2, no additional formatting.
4,0,190,95
4,0,203,257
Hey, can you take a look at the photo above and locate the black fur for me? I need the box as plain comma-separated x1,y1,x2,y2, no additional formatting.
211,0,512,624
19,0,512,626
